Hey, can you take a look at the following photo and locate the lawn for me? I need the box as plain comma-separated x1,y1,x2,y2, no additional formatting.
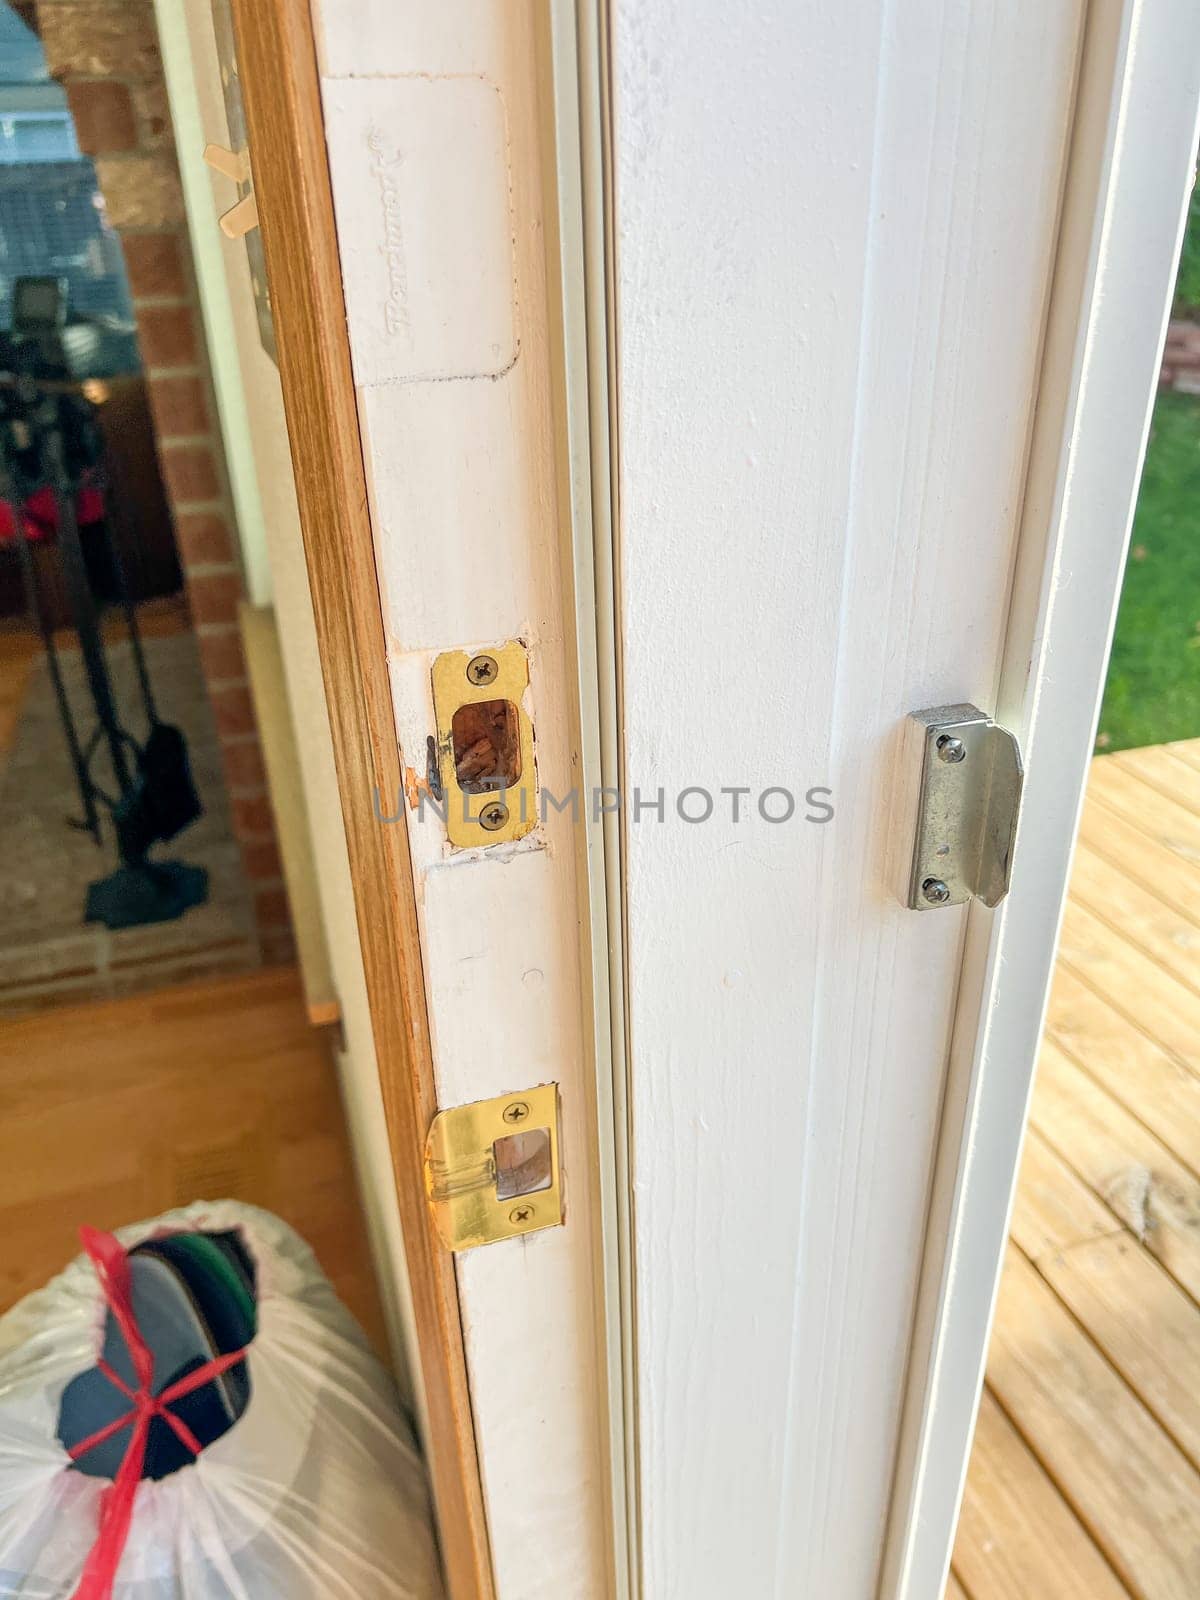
1096,390,1200,752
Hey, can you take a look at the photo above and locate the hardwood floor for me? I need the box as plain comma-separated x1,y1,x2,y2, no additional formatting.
0,965,386,1351
951,739,1200,1600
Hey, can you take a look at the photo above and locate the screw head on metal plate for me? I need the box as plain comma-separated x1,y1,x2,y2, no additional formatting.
466,654,499,687
936,734,966,764
922,877,952,905
502,1101,530,1124
509,1204,535,1225
480,801,509,831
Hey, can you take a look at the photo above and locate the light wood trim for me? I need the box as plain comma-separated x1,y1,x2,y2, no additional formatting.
238,602,338,1028
225,4,494,1596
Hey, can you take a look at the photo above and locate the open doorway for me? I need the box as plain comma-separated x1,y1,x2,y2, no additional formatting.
949,192,1200,1598
0,0,401,1433
0,1,288,1010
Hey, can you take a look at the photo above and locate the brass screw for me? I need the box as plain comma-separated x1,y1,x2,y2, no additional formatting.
502,1101,530,1124
509,1204,535,1225
466,654,499,687
480,801,509,832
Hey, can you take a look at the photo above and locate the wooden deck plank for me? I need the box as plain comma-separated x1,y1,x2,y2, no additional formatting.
1079,793,1200,928
986,1245,1200,1598
1067,843,1200,1000
1114,745,1200,817
1010,1126,1123,1260
1056,900,1200,1073
1045,966,1200,1178
1013,1131,1200,1470
958,743,1200,1600
953,1387,1130,1600
1030,1042,1200,1307
1164,738,1200,776
1085,757,1200,867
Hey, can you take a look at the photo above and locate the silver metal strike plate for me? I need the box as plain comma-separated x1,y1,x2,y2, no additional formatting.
901,703,1023,911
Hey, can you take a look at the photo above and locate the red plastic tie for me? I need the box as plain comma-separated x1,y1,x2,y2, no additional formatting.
68,1227,247,1600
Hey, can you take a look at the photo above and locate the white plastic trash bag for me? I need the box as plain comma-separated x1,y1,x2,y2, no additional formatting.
0,1201,445,1599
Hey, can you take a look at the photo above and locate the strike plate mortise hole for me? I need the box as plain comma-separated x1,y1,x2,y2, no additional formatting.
493,1127,553,1202
452,698,522,793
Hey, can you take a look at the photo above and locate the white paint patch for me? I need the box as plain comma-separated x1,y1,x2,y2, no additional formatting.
323,75,518,387
316,0,504,80
359,379,539,654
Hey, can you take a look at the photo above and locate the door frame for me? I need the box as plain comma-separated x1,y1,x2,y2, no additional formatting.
213,1,1200,1597
882,4,1200,1596
225,3,494,1597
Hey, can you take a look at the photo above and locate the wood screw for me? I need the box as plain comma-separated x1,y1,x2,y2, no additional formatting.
466,655,499,687
502,1101,530,1124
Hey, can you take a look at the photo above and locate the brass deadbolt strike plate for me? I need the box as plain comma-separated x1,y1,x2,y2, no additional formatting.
901,703,1024,910
431,640,537,850
424,1084,563,1251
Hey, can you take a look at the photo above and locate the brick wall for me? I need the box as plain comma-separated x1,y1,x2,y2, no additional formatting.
1161,319,1200,394
35,0,294,965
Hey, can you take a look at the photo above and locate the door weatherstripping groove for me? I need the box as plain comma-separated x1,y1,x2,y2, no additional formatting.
539,0,638,1594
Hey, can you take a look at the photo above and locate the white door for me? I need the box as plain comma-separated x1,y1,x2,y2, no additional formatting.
586,2,1200,1598
206,1,1200,1597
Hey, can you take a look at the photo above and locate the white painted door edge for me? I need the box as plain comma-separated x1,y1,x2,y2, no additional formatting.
881,5,1200,1597
540,3,637,1596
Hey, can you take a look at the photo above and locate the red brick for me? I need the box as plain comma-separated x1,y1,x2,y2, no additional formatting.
174,512,233,568
253,885,292,930
161,444,220,503
187,569,241,628
66,81,137,155
241,838,284,882
96,154,182,228
123,233,185,299
212,686,258,741
132,80,173,150
220,737,267,792
149,374,209,437
136,304,197,367
196,626,245,684
39,4,160,80
232,792,276,838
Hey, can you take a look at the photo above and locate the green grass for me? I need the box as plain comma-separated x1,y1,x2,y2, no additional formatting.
1173,185,1200,313
1096,391,1200,752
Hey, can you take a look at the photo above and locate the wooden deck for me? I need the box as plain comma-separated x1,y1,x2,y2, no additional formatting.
951,740,1200,1600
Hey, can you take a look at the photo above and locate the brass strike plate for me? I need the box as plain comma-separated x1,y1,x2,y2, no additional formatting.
424,1084,562,1251
431,641,537,849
